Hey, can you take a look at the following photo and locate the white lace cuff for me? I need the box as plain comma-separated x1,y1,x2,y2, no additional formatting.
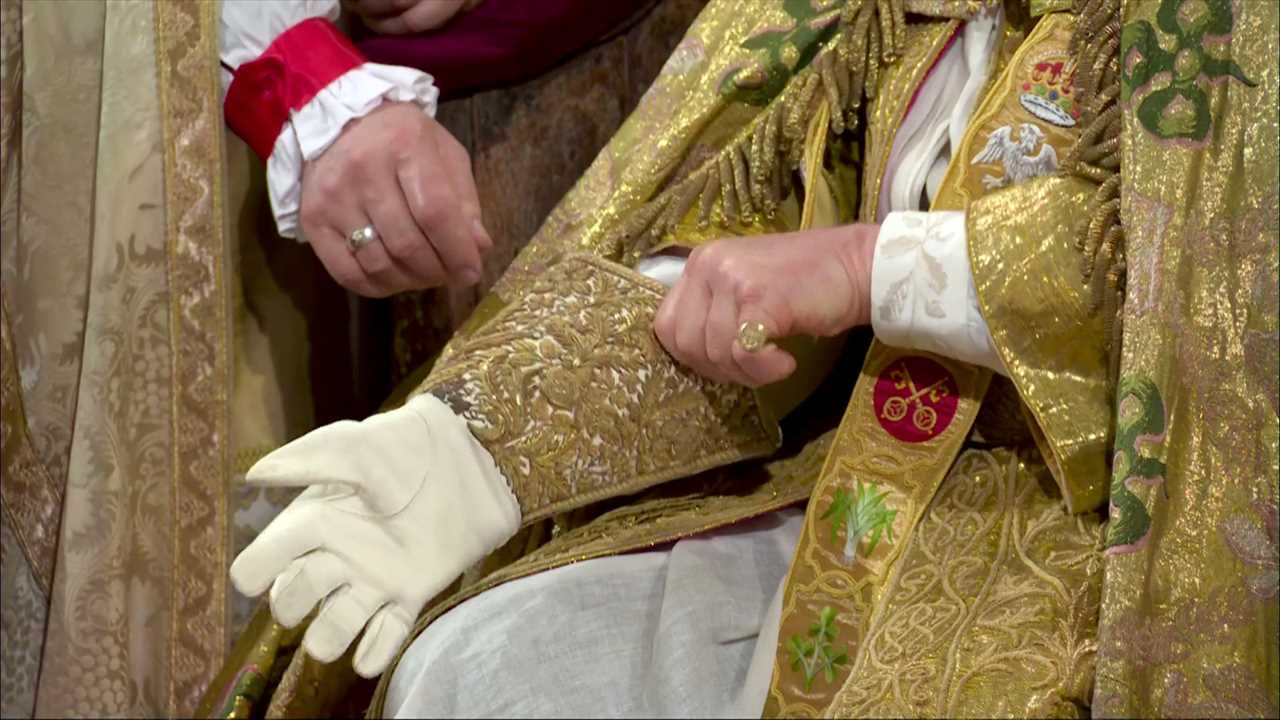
267,63,440,240
870,211,1006,375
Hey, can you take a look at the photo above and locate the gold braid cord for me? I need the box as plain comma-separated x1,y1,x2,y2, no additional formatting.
611,0,912,266
1063,0,1124,380
413,253,781,525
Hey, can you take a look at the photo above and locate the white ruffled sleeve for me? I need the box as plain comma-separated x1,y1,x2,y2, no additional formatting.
219,0,440,240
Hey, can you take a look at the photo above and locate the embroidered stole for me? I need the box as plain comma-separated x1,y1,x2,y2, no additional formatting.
764,10,1083,715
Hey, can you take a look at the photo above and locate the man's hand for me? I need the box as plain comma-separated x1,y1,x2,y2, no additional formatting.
653,225,878,388
301,102,492,298
343,0,468,35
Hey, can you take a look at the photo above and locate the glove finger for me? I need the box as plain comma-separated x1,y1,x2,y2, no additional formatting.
352,605,411,679
244,419,364,489
303,585,379,664
230,510,322,598
247,409,429,517
269,551,348,629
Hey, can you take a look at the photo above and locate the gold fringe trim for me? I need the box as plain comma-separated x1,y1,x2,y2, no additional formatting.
1064,0,1124,381
610,0,907,266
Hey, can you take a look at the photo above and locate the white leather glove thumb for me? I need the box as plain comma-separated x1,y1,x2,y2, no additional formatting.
229,393,521,678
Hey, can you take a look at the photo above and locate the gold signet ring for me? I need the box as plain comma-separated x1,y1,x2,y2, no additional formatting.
737,320,769,353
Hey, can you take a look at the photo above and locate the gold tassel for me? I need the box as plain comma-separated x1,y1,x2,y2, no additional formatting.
1067,0,1126,383
698,170,719,227
609,0,907,265
732,144,755,218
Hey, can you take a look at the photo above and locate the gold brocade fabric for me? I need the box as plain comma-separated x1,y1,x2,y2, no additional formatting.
3,3,180,715
207,1,848,713
204,0,1276,718
416,253,780,523
484,0,803,297
768,7,1103,715
968,176,1110,512
766,345,993,716
1091,0,1279,715
827,448,1102,718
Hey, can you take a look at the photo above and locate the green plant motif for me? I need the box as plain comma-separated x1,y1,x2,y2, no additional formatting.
1104,376,1168,555
719,0,845,106
1120,0,1256,143
820,479,898,565
787,606,849,691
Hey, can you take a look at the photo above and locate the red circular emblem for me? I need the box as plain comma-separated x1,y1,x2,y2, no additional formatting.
872,356,959,443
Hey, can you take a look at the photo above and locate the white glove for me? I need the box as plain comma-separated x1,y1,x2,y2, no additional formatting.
229,393,521,678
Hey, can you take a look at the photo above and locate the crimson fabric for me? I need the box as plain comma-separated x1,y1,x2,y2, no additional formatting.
357,0,657,100
225,18,367,159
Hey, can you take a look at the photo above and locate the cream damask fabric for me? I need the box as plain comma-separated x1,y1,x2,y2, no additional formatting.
1,1,252,716
1,2,176,716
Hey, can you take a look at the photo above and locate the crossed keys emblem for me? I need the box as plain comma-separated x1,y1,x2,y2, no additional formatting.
880,363,952,434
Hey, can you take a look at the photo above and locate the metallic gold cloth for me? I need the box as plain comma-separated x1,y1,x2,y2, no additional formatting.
826,448,1102,718
969,176,1110,513
416,253,781,523
768,8,1103,714
1091,0,1279,716
765,344,993,716
204,1,1278,718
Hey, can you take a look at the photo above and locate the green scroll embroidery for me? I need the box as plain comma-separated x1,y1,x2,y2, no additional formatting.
1121,0,1256,143
787,606,849,691
1105,376,1168,555
719,0,845,106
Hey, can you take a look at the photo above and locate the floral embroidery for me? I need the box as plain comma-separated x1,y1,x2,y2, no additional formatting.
1104,376,1168,555
1219,500,1278,599
1120,0,1256,144
787,606,849,691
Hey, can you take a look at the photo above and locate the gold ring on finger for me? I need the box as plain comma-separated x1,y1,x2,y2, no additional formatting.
347,224,379,253
737,320,769,353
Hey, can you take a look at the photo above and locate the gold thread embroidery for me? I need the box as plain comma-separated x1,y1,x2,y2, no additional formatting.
416,253,781,524
826,448,1103,717
766,345,991,717
154,1,231,713
0,300,61,595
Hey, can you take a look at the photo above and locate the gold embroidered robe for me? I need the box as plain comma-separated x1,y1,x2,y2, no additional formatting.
199,0,1278,717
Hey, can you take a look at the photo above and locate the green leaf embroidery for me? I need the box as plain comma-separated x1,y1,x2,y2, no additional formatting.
820,479,898,565
786,605,849,691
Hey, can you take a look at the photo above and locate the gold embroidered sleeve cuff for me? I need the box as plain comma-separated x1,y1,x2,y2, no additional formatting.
411,253,783,524
967,175,1111,513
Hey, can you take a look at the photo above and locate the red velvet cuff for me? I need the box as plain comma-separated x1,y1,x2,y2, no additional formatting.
224,18,367,160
